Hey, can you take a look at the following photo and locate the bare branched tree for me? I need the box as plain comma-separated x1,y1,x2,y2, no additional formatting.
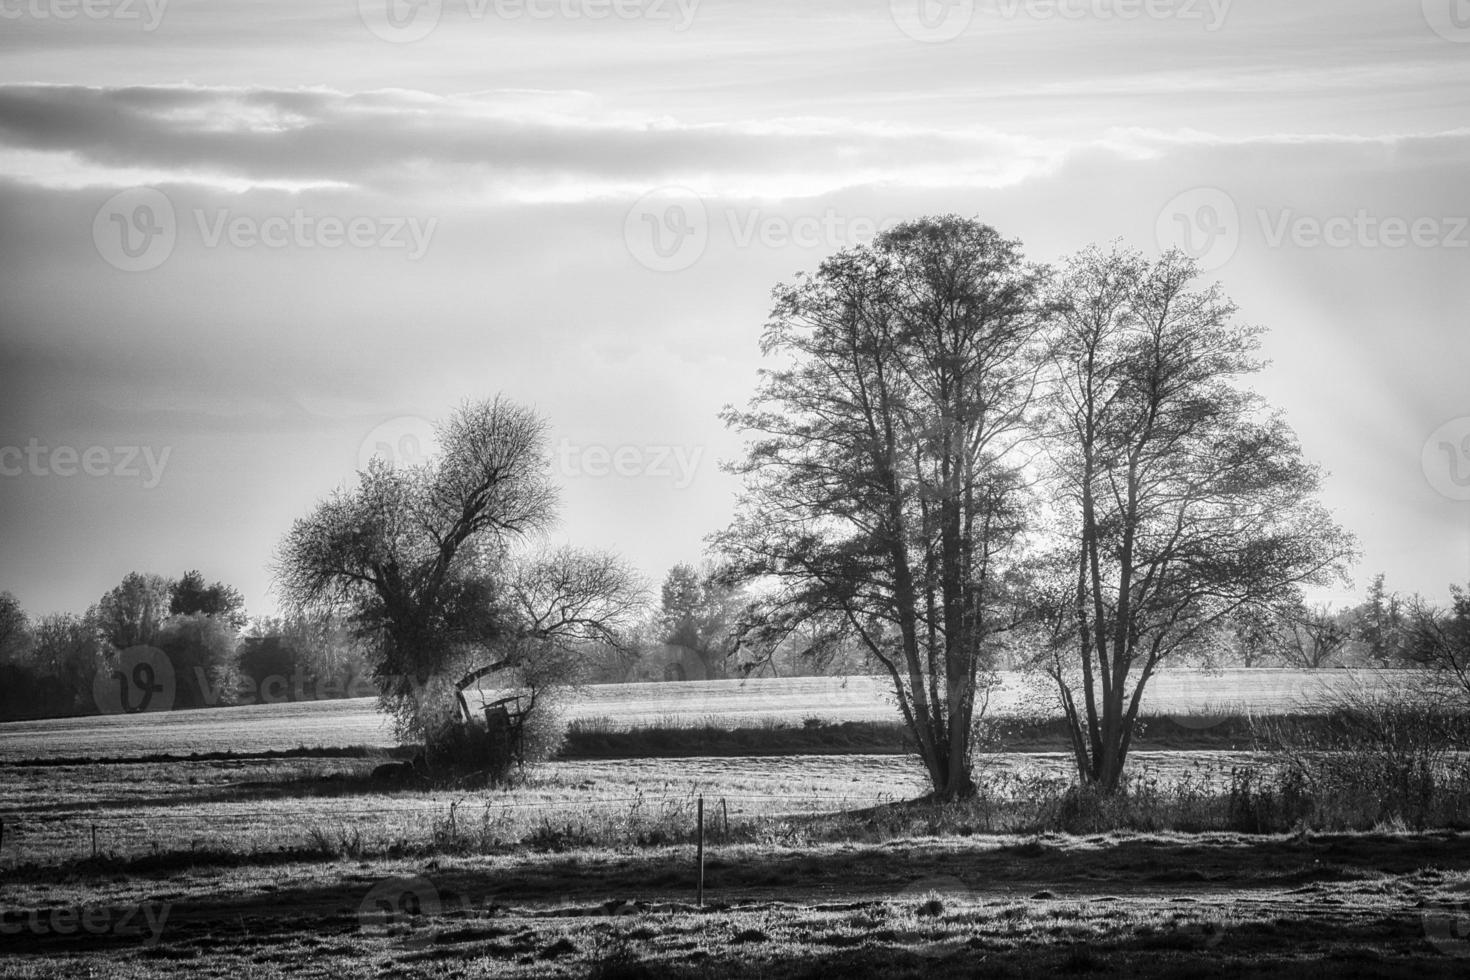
1407,585,1470,703
1277,602,1352,669
274,397,558,750
718,216,1047,800
452,545,648,723
1041,244,1355,790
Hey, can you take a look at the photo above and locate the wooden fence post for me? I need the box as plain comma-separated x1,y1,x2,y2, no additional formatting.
696,795,705,908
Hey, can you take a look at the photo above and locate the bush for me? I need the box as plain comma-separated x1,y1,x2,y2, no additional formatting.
1252,683,1470,830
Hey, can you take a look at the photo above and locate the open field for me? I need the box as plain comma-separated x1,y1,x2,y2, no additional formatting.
0,669,1408,762
2,669,1462,976
3,830,1470,977
0,750,1289,869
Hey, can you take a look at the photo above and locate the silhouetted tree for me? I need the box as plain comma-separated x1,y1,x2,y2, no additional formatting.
0,591,30,663
157,613,242,708
1352,573,1407,666
1407,584,1470,701
719,216,1046,800
274,397,558,753
1040,244,1353,791
658,562,744,679
94,572,172,649
170,570,248,631
1277,601,1352,669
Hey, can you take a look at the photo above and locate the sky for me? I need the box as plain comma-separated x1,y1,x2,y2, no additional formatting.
0,0,1467,621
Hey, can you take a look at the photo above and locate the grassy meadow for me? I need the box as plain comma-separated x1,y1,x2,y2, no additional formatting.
3,668,1469,977
0,669,1391,761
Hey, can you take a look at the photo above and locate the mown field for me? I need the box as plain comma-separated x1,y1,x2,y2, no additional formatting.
0,669,1396,761
3,668,1466,977
0,750,1277,869
3,829,1470,977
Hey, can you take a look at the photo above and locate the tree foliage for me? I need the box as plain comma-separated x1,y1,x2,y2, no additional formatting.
94,572,172,649
156,612,243,708
453,545,646,723
0,591,30,664
1039,244,1354,789
718,216,1047,800
274,397,559,748
170,570,248,631
1407,584,1470,701
658,562,745,679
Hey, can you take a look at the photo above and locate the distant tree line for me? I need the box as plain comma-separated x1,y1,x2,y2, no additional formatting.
0,572,373,721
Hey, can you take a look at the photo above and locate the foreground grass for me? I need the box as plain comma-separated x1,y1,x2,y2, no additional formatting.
5,751,1290,868
3,831,1470,977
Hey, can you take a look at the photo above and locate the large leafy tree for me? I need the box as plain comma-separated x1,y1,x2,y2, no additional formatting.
658,562,745,679
29,612,108,715
1040,244,1354,790
157,612,243,708
0,591,30,663
274,397,558,749
94,572,172,649
718,216,1047,800
1353,573,1407,666
170,570,248,631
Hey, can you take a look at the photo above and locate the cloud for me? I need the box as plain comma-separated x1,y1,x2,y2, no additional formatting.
0,83,1069,200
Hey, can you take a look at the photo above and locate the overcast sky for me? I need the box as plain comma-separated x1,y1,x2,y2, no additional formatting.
1,0,1467,620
